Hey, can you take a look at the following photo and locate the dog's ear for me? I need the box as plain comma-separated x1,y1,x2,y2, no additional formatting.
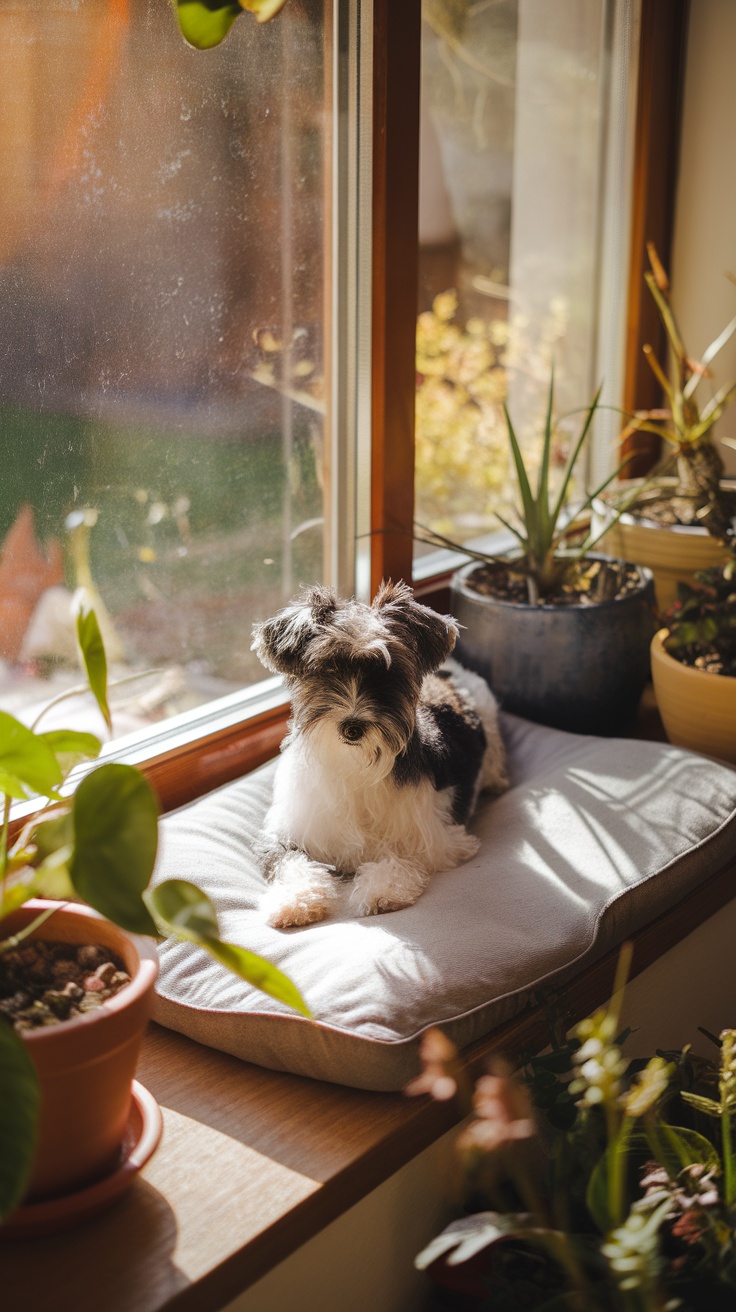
372,579,458,675
252,585,338,676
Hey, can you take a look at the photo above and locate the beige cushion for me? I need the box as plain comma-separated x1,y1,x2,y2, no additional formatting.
152,715,736,1090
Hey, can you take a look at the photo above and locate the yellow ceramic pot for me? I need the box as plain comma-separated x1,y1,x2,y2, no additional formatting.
650,629,736,763
597,480,734,611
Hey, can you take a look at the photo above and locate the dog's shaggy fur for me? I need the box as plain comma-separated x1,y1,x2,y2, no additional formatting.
251,580,507,927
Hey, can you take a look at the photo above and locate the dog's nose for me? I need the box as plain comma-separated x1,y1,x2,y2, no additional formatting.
341,718,367,743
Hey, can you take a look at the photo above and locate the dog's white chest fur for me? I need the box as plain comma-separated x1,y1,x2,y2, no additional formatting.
265,734,473,875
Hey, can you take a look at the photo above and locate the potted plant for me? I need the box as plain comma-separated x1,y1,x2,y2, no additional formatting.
598,244,736,609
650,546,736,763
409,947,736,1310
421,373,656,734
0,605,308,1232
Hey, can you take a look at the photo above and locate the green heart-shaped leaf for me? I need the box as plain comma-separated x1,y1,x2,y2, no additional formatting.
175,1,242,48
0,879,37,917
76,608,111,731
0,1023,40,1221
26,811,73,862
147,878,218,940
32,850,76,902
0,711,63,800
70,764,159,935
147,879,311,1016
40,730,102,777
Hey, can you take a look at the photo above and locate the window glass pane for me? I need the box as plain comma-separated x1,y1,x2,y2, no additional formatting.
0,0,327,736
416,0,635,551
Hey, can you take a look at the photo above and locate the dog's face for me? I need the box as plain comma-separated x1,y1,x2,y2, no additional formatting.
251,581,458,775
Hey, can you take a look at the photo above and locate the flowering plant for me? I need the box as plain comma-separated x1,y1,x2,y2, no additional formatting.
410,949,736,1310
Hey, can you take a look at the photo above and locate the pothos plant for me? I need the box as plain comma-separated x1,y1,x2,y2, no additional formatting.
409,948,736,1311
0,606,309,1222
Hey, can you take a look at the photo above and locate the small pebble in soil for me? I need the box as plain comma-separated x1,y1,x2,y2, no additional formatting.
0,940,131,1032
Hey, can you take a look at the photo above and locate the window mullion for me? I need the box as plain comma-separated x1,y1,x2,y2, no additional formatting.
370,0,422,594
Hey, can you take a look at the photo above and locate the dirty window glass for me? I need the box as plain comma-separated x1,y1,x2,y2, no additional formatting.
0,0,327,737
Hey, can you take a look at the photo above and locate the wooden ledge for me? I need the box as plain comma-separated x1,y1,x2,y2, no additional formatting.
2,848,735,1312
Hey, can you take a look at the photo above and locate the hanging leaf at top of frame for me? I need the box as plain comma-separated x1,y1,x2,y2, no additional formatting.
174,0,288,50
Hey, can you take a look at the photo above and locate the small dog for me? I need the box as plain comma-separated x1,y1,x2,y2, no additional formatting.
251,580,507,928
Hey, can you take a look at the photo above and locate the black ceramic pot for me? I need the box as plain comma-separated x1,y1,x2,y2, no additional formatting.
450,557,656,735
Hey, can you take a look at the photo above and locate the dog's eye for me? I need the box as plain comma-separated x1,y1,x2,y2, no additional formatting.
341,719,367,742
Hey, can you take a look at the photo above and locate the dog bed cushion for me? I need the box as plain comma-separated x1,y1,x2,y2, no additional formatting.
152,713,736,1091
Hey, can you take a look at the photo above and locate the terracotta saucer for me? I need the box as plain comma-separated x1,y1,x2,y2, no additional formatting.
2,1080,163,1239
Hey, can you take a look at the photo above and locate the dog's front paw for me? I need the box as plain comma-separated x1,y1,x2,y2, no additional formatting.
260,850,338,929
349,858,427,917
263,893,329,929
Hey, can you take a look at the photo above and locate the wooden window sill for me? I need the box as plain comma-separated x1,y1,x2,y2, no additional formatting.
3,838,736,1312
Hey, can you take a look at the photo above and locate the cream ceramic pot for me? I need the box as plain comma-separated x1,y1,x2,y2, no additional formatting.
650,629,736,763
595,479,735,610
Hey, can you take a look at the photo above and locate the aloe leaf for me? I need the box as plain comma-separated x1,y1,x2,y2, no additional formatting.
550,384,602,534
0,1022,40,1221
573,457,643,555
175,1,242,48
492,510,528,549
76,609,111,732
0,711,63,801
70,764,159,936
536,367,555,547
147,879,311,1016
504,405,538,554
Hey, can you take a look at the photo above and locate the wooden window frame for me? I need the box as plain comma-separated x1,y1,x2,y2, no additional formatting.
55,0,685,820
622,0,690,477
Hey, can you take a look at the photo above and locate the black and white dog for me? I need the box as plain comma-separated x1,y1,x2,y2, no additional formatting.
251,581,507,927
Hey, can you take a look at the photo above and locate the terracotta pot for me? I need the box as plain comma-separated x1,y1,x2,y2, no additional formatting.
451,557,656,735
650,629,736,763
3,900,158,1203
595,479,734,610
